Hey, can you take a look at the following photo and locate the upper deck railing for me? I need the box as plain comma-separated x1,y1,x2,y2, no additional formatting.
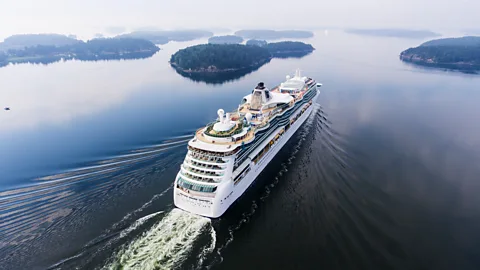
205,122,245,138
191,77,316,151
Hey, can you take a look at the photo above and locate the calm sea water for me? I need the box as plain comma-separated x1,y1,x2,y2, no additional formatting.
1,31,480,270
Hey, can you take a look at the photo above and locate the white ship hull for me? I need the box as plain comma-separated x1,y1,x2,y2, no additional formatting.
174,89,319,218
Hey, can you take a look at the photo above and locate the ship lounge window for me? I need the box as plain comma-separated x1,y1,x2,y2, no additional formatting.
178,177,217,193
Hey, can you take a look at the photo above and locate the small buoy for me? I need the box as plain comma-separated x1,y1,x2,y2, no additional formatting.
4,107,10,111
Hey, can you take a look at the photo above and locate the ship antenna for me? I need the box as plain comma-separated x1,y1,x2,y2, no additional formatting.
295,68,301,78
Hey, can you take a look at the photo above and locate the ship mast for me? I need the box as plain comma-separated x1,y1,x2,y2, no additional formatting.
295,68,301,78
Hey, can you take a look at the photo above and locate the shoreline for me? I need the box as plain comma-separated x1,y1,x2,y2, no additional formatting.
400,54,480,72
269,49,314,54
0,49,159,67
170,57,272,73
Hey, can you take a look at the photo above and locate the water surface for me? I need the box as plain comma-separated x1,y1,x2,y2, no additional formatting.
1,31,480,270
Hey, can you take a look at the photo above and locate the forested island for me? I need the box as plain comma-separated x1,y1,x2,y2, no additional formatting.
345,29,441,39
208,35,243,44
235,30,314,40
0,37,160,67
170,44,272,73
400,36,480,72
170,41,315,74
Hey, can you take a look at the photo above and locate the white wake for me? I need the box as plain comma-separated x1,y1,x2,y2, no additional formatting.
103,208,214,270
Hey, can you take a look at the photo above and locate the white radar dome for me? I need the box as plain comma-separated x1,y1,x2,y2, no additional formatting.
286,75,291,80
245,112,253,123
217,109,225,122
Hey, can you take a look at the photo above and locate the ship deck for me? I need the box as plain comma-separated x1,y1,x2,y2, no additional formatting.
190,78,315,151
195,127,255,146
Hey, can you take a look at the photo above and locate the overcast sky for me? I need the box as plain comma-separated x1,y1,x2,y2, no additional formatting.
0,0,478,39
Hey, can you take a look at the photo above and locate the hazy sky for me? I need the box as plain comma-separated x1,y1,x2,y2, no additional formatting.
0,0,478,39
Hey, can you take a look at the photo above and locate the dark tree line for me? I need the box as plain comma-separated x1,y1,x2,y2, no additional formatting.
401,46,480,65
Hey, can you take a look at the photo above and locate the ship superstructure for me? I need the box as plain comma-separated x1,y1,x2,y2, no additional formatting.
174,70,320,217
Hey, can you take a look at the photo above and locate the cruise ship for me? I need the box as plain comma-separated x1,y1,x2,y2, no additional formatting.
174,70,321,218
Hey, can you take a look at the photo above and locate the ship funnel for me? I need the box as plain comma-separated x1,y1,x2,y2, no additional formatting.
255,82,266,90
225,113,231,124
217,109,225,122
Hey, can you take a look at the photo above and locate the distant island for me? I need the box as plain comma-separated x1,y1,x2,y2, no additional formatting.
0,37,160,67
345,29,441,39
265,41,315,56
115,30,213,44
170,41,315,75
245,40,314,56
419,36,480,46
0,34,81,51
400,36,480,72
246,39,267,47
235,30,314,40
208,35,244,44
